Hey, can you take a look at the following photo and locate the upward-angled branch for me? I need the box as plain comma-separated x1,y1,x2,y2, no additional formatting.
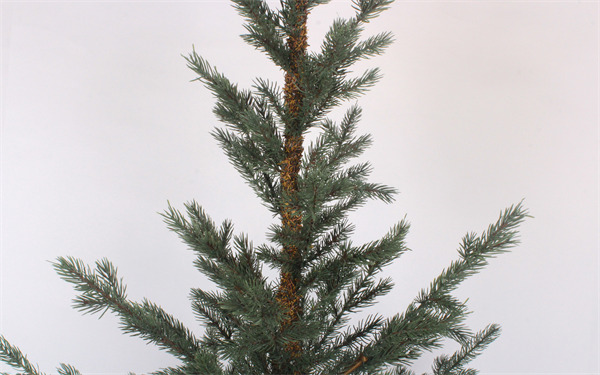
431,324,501,375
420,202,529,304
300,1,394,126
340,202,529,373
57,363,82,375
53,256,203,362
0,336,45,375
233,0,290,70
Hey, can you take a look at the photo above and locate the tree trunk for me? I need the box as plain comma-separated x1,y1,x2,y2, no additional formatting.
276,0,308,373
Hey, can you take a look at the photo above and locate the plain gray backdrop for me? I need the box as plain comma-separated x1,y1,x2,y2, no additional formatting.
1,0,598,374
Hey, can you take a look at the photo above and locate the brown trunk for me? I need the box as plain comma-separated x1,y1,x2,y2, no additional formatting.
275,0,308,373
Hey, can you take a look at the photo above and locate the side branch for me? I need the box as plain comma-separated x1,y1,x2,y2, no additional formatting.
338,202,529,373
343,354,368,375
0,335,45,375
53,256,202,361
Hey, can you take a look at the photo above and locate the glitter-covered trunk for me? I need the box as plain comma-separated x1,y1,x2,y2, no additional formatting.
275,0,308,372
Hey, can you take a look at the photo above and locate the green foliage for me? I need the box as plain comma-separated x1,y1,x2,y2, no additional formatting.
57,364,82,375
0,337,85,375
0,336,44,375
431,324,501,375
52,256,202,362
0,1,528,374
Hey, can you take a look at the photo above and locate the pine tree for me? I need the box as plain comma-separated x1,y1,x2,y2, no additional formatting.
0,1,529,374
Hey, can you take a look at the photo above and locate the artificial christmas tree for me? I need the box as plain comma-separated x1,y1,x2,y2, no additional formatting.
0,1,528,374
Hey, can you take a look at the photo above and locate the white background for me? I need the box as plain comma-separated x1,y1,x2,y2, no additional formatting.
1,1,598,374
